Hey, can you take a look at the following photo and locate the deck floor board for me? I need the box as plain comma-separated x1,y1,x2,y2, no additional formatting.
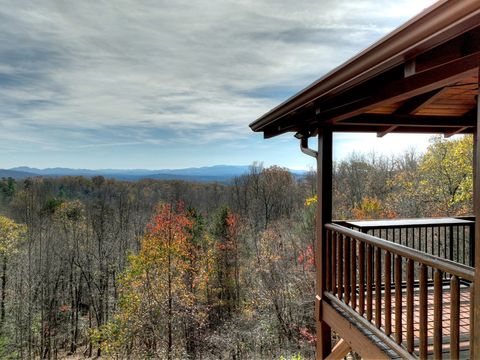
363,282,471,358
336,283,470,359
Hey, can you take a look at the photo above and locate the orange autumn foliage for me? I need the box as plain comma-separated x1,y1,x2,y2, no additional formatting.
94,203,212,358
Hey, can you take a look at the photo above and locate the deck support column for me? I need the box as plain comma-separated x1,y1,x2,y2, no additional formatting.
473,66,480,359
316,126,333,359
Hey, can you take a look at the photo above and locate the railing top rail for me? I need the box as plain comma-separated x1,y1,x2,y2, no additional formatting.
326,223,475,281
338,217,474,230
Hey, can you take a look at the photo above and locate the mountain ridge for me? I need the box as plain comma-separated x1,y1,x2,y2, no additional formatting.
4,165,307,183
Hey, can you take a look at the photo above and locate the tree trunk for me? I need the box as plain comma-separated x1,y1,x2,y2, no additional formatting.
0,254,7,331
69,258,76,354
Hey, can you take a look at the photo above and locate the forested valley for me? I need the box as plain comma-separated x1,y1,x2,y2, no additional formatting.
0,135,473,360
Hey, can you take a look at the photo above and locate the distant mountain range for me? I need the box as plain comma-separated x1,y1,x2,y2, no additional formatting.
0,165,307,183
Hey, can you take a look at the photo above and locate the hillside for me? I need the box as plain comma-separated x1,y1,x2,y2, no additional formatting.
0,169,39,179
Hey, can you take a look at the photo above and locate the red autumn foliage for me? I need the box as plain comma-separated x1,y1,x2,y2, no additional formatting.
216,212,239,252
146,202,193,238
297,244,314,270
298,327,316,344
58,304,70,313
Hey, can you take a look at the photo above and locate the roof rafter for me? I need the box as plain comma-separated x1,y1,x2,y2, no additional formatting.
394,88,447,115
376,88,448,137
322,52,480,123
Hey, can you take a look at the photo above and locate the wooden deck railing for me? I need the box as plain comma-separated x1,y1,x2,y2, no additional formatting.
340,218,474,267
325,223,475,359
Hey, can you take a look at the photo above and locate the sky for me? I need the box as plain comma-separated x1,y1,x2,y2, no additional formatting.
0,0,439,170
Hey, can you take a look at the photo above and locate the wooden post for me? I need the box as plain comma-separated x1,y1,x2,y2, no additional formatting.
316,126,333,359
473,67,480,358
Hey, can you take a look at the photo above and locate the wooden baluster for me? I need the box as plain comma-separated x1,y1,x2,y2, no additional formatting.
385,251,391,336
434,269,443,359
351,239,357,310
443,227,448,278
332,232,337,295
359,242,365,316
344,236,350,305
338,234,343,301
441,226,445,259
419,264,428,359
326,230,331,292
366,244,373,321
417,227,420,252
413,227,416,250
449,225,454,261
458,226,461,263
443,226,447,260
437,227,441,257
394,255,402,345
468,225,474,267
407,259,414,353
424,227,428,254
375,247,381,328
450,275,460,360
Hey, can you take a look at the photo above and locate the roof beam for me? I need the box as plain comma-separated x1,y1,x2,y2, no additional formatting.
262,111,476,138
463,106,478,118
322,52,480,123
444,127,470,138
331,124,474,134
339,113,476,127
404,59,416,77
415,26,480,72
377,125,398,137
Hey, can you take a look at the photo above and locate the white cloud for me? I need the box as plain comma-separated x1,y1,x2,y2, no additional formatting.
333,133,442,161
0,0,437,167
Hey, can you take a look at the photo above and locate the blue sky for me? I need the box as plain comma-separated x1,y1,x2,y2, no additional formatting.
0,0,437,170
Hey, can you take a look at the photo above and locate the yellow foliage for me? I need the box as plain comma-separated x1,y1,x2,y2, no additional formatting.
352,197,394,220
304,195,317,207
0,216,27,255
419,135,473,215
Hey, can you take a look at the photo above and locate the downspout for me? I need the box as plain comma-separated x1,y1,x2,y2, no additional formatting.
298,134,318,158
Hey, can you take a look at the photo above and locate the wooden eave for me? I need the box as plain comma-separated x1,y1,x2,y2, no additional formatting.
249,0,480,139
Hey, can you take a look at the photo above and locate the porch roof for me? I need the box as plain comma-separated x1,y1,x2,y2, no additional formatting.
249,0,480,139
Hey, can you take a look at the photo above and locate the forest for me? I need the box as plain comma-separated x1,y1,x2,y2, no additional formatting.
0,135,473,359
